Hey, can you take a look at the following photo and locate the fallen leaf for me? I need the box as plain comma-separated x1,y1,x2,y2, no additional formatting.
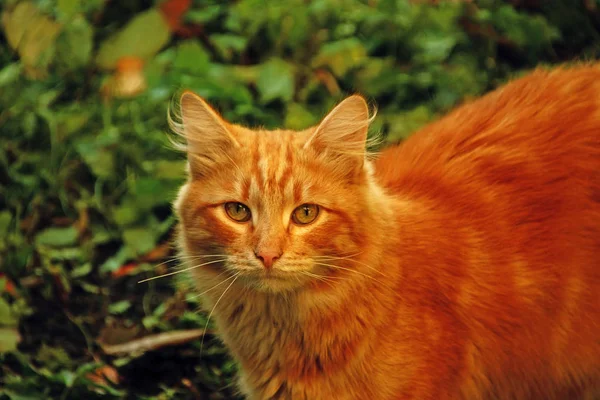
111,262,139,279
158,0,191,32
0,275,17,297
97,322,141,347
86,365,120,386
102,56,147,98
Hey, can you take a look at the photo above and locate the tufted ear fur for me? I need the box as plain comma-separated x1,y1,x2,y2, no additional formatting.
305,95,370,172
176,91,239,177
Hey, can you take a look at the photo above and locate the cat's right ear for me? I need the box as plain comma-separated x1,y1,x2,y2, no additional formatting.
175,91,239,177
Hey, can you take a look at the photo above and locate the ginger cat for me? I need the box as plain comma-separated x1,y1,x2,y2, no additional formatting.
172,65,600,399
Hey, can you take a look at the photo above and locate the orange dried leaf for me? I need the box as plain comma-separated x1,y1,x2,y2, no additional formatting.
0,274,17,297
102,56,147,98
86,365,120,386
159,0,191,31
111,262,139,279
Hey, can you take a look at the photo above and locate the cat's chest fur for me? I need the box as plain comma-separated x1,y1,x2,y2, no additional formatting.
198,278,398,400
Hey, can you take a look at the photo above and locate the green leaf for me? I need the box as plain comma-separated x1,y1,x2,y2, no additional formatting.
0,211,12,235
211,34,247,60
0,297,17,326
70,262,92,278
284,103,317,130
75,139,115,179
312,38,367,77
0,63,22,87
36,344,72,371
412,32,458,64
173,40,210,74
0,327,20,353
122,228,157,256
54,109,90,141
99,246,132,274
131,177,176,211
45,247,83,261
142,315,160,330
108,300,131,315
144,160,186,180
256,58,295,103
493,5,559,51
113,201,141,227
95,8,171,70
56,370,76,388
1,2,62,73
56,0,81,20
186,5,223,23
384,106,433,142
55,16,93,69
1,388,45,400
1,2,38,50
35,226,78,247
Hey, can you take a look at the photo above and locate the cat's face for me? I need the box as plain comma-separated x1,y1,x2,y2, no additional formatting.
174,93,373,292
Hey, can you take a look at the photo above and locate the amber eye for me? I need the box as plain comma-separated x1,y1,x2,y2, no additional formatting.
292,204,319,225
224,202,251,222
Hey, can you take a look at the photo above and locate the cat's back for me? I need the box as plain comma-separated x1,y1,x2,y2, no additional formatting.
374,65,600,244
375,65,600,192
373,65,600,399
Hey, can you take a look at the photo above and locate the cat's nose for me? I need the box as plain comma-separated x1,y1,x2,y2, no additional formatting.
254,249,282,269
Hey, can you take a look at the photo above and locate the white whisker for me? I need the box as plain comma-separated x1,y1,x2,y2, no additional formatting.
152,254,232,269
138,258,227,283
189,272,238,299
311,261,391,289
200,273,240,355
313,255,385,277
300,271,338,288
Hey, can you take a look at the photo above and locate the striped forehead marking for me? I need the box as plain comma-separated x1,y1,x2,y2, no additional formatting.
250,132,295,196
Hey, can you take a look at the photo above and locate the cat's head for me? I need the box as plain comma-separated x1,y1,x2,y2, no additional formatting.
173,92,379,293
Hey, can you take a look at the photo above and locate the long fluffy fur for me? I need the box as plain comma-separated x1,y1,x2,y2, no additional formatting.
174,65,600,399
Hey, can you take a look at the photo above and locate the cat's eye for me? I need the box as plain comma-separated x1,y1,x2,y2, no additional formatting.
291,204,319,225
224,202,251,222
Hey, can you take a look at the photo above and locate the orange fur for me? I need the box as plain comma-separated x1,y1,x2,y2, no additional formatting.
173,65,600,399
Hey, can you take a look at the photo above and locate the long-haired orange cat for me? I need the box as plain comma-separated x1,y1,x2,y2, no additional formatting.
172,65,600,399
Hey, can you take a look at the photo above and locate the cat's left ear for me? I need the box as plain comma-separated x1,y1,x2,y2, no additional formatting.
305,95,370,170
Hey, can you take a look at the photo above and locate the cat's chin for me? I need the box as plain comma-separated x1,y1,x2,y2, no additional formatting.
238,272,307,293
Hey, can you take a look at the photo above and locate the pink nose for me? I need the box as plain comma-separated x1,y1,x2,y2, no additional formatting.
255,250,281,269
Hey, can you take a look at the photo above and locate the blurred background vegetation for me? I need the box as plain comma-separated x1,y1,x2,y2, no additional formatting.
1,0,599,398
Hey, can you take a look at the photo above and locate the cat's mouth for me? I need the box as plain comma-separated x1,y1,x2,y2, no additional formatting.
237,268,307,292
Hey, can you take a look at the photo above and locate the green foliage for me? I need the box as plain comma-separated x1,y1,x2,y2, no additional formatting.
1,0,598,398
